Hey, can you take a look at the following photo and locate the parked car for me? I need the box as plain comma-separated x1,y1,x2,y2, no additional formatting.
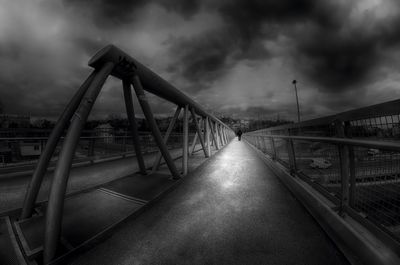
309,158,332,169
367,149,379,156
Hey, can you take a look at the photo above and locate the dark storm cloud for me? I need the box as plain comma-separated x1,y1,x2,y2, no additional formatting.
72,37,106,56
157,0,203,19
63,0,148,27
62,0,400,94
63,0,202,28
167,30,237,90
293,6,400,91
2,0,400,120
222,106,277,119
165,0,320,91
166,0,400,93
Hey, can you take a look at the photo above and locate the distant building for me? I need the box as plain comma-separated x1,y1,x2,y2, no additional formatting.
392,124,400,136
94,123,114,143
232,119,250,131
0,114,30,128
0,143,12,164
19,142,42,157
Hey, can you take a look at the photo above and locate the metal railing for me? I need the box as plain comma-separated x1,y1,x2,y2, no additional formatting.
244,99,400,252
15,44,235,264
0,133,195,171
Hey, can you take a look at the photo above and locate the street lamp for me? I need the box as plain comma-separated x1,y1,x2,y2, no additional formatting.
292,80,301,123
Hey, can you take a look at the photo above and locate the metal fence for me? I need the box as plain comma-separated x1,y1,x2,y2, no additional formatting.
0,132,196,170
13,44,235,264
244,98,400,249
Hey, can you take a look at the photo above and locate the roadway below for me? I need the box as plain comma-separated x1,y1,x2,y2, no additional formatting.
70,140,349,265
0,146,201,213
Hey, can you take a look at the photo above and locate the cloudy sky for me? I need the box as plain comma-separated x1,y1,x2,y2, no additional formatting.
1,0,400,121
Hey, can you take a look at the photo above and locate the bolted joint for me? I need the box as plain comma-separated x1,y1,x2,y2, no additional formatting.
89,45,138,79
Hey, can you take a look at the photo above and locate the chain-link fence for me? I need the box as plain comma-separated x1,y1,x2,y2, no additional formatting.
244,98,400,246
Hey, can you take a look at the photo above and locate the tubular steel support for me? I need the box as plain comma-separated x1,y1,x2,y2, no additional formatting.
209,119,219,150
219,125,225,145
131,74,181,180
182,105,189,175
335,120,351,216
20,71,97,220
205,117,211,157
190,108,208,157
215,122,220,147
43,62,114,264
270,137,277,160
224,128,228,143
344,121,356,208
286,138,297,175
123,79,146,174
260,136,267,153
152,106,181,172
190,132,198,155
223,126,227,145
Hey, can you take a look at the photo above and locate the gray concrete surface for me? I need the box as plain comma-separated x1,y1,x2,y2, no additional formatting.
70,140,349,265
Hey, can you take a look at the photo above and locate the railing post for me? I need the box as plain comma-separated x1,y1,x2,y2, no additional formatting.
345,121,356,208
190,132,198,155
260,136,267,153
259,136,264,149
335,120,351,216
123,79,146,174
215,122,220,147
286,140,297,175
190,108,208,157
182,105,189,175
223,127,228,144
218,125,225,146
205,117,211,157
270,136,277,160
123,131,127,153
152,106,181,172
209,119,219,150
88,137,95,157
131,74,181,180
285,130,297,176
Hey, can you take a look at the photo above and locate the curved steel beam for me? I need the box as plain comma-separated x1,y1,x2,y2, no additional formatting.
88,45,231,130
43,62,114,264
130,74,181,180
20,71,97,219
123,79,147,174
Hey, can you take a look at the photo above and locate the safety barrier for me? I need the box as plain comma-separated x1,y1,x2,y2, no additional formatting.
0,133,193,169
16,44,235,264
244,99,400,258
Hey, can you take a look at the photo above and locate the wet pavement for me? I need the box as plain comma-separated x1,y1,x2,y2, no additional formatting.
70,140,349,265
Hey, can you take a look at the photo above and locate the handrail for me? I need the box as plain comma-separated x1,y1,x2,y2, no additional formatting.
88,45,231,130
243,130,400,257
250,98,400,133
0,133,192,141
19,44,236,264
248,134,400,152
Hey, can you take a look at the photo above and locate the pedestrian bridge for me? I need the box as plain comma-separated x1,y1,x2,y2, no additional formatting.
1,45,400,265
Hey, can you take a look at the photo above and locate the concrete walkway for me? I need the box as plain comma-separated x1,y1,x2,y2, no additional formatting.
71,140,349,265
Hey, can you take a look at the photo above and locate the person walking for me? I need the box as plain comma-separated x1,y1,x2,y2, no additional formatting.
237,129,243,141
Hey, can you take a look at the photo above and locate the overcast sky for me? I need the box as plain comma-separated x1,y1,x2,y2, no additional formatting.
1,0,400,121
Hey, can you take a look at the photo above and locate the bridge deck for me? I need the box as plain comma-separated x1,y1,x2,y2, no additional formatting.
70,140,349,265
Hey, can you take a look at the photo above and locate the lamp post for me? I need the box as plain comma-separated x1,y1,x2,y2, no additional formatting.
292,80,301,123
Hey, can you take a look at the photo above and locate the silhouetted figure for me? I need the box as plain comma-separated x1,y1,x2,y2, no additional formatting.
237,129,242,141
